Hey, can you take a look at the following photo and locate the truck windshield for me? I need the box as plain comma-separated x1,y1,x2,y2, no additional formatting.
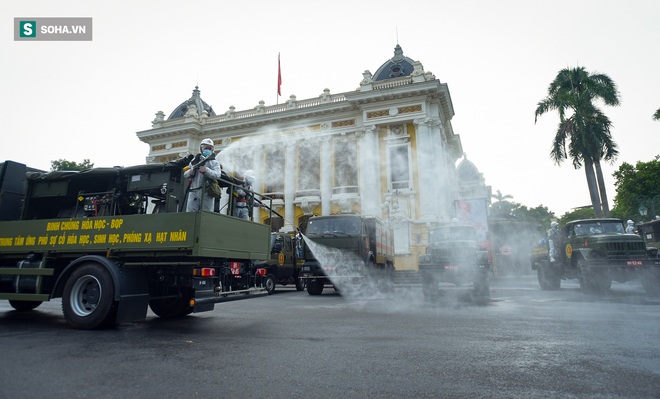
573,221,625,236
429,226,476,242
307,217,361,235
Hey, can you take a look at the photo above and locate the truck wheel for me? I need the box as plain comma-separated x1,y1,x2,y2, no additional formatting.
307,280,323,295
537,264,560,290
473,271,490,298
295,277,305,291
8,300,42,311
149,295,192,318
264,274,277,295
62,263,117,329
577,260,610,293
641,269,660,296
593,271,612,291
421,273,439,300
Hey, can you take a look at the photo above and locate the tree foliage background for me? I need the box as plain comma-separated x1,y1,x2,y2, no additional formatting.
50,159,94,171
610,156,660,223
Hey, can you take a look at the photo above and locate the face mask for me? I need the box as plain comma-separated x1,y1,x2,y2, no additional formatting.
202,149,212,157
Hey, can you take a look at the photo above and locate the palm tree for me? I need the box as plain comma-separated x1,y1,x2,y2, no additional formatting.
491,190,513,202
490,190,514,218
535,66,620,217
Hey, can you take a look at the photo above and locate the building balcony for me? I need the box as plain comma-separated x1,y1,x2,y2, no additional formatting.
294,189,321,214
261,191,284,212
331,186,360,213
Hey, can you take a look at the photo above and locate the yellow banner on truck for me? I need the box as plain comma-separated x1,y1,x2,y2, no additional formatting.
0,211,269,260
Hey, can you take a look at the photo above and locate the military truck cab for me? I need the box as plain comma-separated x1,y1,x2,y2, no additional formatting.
418,224,490,300
299,214,394,295
533,218,660,295
252,232,304,294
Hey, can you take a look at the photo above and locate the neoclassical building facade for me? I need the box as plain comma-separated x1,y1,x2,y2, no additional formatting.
136,45,489,270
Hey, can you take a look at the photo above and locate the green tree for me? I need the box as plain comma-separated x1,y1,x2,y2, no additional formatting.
490,190,514,218
610,156,660,222
535,66,621,218
654,108,660,121
512,204,556,228
50,159,94,171
558,206,597,225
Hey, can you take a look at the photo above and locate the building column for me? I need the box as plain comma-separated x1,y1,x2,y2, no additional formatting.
320,138,332,215
284,143,296,231
414,117,444,222
357,125,380,216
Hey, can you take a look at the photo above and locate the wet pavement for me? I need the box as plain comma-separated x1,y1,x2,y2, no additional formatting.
1,274,659,398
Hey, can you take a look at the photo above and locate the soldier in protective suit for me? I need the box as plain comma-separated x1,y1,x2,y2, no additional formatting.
233,169,255,220
625,220,636,234
547,221,559,262
183,138,222,212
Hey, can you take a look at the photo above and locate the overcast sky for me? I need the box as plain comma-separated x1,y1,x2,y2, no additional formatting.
3,0,659,217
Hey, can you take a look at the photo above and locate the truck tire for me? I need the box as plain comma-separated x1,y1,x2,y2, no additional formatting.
149,295,193,318
307,280,323,295
295,276,305,291
577,259,611,293
62,263,117,329
8,300,42,311
537,264,560,290
264,274,277,295
473,271,490,298
641,268,660,296
421,272,439,300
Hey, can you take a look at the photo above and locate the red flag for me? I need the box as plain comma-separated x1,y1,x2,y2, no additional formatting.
277,53,282,96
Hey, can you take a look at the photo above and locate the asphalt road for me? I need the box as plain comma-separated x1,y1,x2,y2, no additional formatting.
1,275,659,399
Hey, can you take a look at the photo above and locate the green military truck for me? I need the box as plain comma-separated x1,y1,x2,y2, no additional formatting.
638,219,660,258
299,214,395,295
533,218,660,294
418,223,490,300
252,231,304,294
0,159,270,329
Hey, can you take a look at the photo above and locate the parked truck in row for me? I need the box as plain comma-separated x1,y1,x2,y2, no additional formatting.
533,218,660,295
299,214,395,295
418,223,491,300
252,231,304,294
0,159,272,329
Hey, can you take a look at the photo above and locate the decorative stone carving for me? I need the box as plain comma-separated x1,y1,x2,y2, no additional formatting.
184,104,198,119
356,124,376,137
413,117,441,128
320,88,332,103
151,111,165,127
412,61,425,83
360,70,373,85
225,105,236,118
286,95,297,110
360,70,373,91
255,101,266,114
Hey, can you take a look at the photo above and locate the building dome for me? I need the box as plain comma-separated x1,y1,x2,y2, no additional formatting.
167,86,216,120
457,155,481,184
372,44,416,81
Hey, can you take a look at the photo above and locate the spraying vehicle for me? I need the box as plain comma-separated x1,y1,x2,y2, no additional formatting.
532,218,660,294
252,231,305,294
638,218,660,258
0,159,271,329
418,223,490,300
299,214,394,295
488,219,541,276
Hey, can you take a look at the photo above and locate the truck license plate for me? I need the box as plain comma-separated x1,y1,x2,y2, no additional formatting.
626,260,643,266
